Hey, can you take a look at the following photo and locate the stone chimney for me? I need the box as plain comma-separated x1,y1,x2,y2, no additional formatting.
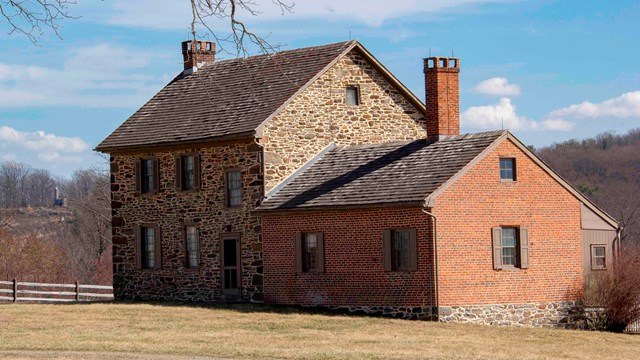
423,57,460,141
182,40,216,75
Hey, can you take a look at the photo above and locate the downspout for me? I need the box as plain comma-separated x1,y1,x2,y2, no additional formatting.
422,208,439,321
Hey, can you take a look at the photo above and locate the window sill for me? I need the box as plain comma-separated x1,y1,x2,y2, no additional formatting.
499,179,517,183
496,266,523,271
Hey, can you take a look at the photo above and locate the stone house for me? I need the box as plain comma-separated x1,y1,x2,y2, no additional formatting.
97,40,619,326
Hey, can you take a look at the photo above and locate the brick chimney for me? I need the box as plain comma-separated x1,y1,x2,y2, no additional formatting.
423,57,460,141
182,40,216,75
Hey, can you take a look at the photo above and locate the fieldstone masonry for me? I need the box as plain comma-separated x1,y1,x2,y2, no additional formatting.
439,301,583,328
111,140,264,302
261,50,427,192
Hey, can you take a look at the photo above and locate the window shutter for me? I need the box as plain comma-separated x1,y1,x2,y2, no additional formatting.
520,228,529,269
194,154,202,190
182,226,188,268
317,233,325,273
492,227,503,270
153,158,160,193
294,233,303,273
134,226,142,269
382,230,392,271
135,159,142,194
154,226,162,270
409,229,418,272
175,156,182,191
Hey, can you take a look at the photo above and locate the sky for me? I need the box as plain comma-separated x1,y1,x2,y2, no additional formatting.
1,0,639,177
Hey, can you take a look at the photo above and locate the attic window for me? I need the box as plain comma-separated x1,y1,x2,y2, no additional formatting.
346,86,360,106
500,158,516,181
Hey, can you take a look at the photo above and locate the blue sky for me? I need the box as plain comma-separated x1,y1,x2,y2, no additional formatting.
1,0,639,177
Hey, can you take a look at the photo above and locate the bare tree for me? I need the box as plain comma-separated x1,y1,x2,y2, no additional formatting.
0,161,31,208
190,0,294,56
24,169,56,207
0,0,77,44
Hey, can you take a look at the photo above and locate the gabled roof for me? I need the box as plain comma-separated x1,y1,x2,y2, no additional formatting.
96,40,426,152
257,131,505,211
257,129,618,229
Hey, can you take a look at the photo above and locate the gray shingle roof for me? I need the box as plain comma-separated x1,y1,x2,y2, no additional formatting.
258,131,506,211
96,41,356,151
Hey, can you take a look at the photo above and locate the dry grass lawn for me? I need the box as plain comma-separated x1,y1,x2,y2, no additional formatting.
0,303,638,359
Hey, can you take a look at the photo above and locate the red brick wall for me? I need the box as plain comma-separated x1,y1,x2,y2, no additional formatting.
262,207,435,308
434,138,583,306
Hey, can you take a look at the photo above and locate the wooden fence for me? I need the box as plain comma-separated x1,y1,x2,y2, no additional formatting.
626,319,640,334
0,279,113,303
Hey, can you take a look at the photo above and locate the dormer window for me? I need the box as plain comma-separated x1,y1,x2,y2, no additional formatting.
346,86,360,106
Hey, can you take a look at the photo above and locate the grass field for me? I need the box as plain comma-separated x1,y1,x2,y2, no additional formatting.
0,303,638,359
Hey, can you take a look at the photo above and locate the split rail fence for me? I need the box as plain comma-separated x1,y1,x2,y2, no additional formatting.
0,279,113,303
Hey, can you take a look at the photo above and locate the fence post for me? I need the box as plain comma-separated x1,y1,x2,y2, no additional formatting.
12,278,17,303
75,281,80,302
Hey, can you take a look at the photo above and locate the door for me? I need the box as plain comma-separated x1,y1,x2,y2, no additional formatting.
221,234,241,298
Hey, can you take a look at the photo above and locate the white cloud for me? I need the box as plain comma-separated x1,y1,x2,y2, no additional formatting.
548,91,640,120
473,77,521,96
0,126,95,176
0,126,89,155
462,97,573,131
104,0,510,30
0,43,165,108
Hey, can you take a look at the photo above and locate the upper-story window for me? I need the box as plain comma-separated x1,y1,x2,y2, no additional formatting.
176,154,201,191
346,86,360,106
136,158,159,194
225,170,242,208
499,158,516,181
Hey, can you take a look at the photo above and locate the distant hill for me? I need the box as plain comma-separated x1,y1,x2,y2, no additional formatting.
537,128,640,243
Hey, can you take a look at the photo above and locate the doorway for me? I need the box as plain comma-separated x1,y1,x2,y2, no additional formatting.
221,233,241,298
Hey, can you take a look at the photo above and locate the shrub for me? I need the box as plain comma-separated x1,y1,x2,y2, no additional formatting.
583,242,640,332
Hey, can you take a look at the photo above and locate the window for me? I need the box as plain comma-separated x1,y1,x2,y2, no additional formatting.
500,158,516,181
137,225,161,270
591,245,607,270
295,232,324,273
185,225,200,269
176,154,201,191
226,170,242,207
501,227,518,266
346,86,360,106
492,226,529,270
136,158,159,194
382,229,417,272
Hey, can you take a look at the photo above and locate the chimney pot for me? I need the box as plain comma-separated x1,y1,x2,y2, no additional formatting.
424,56,460,141
182,40,216,75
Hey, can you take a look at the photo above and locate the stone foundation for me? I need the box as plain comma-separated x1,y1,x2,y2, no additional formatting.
304,305,434,321
438,301,583,328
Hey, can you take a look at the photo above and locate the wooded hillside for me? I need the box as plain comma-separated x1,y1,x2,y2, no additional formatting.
537,128,640,244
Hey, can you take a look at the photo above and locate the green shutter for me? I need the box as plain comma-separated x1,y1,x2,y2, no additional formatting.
520,228,529,269
492,227,503,270
382,230,392,271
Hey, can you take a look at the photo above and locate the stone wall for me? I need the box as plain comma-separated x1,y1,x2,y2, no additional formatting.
261,49,427,192
439,301,583,328
110,139,264,302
